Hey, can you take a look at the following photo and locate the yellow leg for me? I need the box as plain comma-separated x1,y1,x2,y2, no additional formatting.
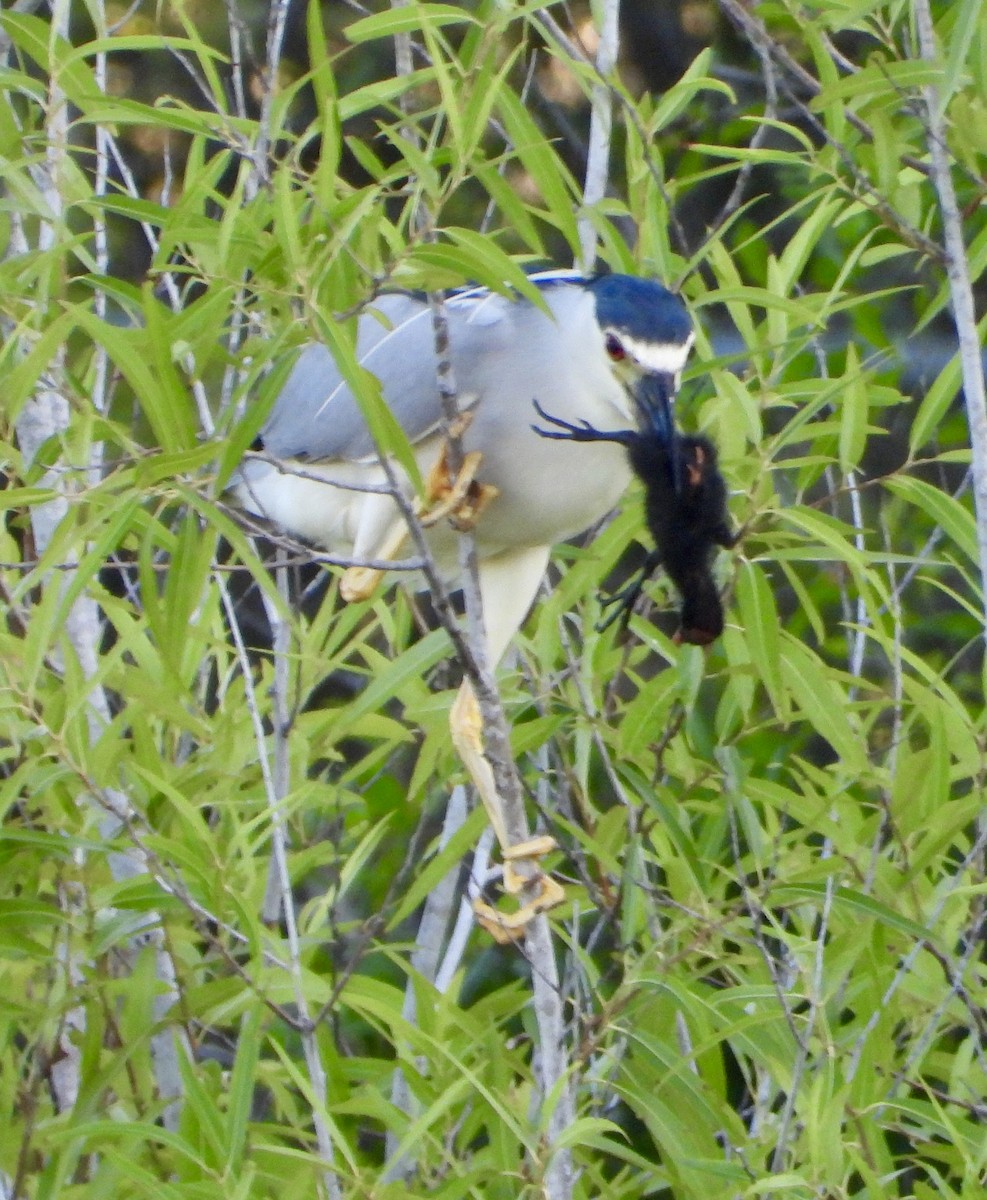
450,681,565,943
340,437,558,941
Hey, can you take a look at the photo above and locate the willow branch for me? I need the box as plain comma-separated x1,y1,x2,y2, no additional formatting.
914,0,987,641
578,0,620,271
385,784,470,1181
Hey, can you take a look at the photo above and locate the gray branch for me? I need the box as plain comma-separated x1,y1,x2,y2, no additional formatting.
915,0,987,639
578,0,620,271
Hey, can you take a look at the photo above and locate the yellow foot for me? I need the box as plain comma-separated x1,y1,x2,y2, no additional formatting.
422,445,499,533
473,836,565,944
473,876,566,944
502,835,558,894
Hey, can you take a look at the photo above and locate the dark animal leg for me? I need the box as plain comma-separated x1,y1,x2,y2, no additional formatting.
596,549,662,632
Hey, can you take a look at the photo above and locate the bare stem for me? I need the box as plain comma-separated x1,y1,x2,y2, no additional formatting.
914,0,987,643
578,0,620,271
385,784,470,1180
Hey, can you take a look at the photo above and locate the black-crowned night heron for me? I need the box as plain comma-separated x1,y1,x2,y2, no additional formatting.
235,269,694,933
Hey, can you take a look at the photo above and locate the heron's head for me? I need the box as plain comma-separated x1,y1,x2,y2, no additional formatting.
588,274,693,450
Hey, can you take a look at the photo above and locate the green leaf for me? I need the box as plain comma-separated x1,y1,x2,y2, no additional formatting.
909,349,963,454
838,343,869,472
330,631,449,742
735,561,789,719
224,1007,262,1172
885,476,978,566
773,883,938,945
345,4,477,44
0,12,95,103
779,636,868,771
311,310,424,495
649,48,735,130
73,306,196,452
388,806,487,927
496,85,580,254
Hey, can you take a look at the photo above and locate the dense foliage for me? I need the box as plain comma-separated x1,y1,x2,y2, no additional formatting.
1,1,986,1197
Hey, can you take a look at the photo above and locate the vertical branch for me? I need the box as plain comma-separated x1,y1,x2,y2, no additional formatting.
254,0,292,182
426,285,577,1196
224,0,251,121
385,9,576,1195
243,0,294,921
219,0,255,419
844,469,868,682
385,785,469,1179
90,6,111,431
914,0,987,642
270,559,342,1200
260,553,294,924
578,0,620,271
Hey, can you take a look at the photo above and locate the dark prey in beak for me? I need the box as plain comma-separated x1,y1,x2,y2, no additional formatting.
531,400,736,644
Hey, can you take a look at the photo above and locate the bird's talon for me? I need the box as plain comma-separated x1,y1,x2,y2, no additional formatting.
472,902,526,944
449,481,499,532
421,448,497,532
502,835,557,863
472,873,566,943
502,835,558,894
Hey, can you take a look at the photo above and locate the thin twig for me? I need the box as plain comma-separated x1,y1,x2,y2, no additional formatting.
914,0,987,639
578,0,620,272
419,296,578,1198
232,553,343,1200
255,0,292,181
385,784,470,1181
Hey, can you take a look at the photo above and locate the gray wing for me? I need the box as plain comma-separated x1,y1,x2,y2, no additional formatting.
260,289,516,463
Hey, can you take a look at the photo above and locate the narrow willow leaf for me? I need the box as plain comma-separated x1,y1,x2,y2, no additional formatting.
311,310,423,494
224,1007,262,1172
337,71,432,120
387,807,486,928
773,884,937,944
809,59,943,106
838,343,868,472
444,228,549,309
735,561,789,720
940,0,982,110
496,85,580,253
779,636,868,772
777,193,843,295
330,631,449,743
649,48,734,130
345,4,477,43
885,476,978,566
909,349,963,454
74,308,195,453
1,12,95,102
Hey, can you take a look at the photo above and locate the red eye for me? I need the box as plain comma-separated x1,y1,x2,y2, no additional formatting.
605,333,625,361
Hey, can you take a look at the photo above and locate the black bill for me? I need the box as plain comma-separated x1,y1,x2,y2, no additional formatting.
633,372,682,492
